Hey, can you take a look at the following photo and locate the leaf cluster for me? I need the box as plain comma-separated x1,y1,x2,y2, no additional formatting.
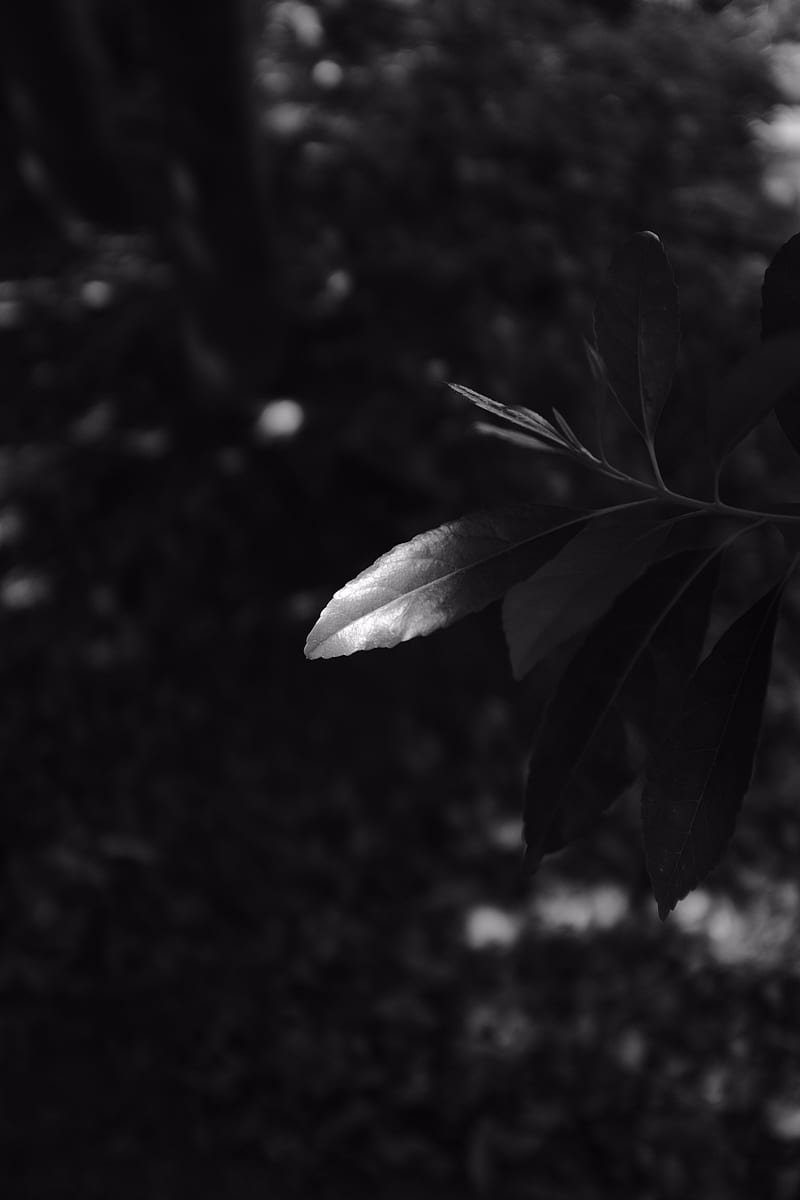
306,231,800,918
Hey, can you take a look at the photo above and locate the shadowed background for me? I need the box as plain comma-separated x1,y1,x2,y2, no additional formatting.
2,1,800,1196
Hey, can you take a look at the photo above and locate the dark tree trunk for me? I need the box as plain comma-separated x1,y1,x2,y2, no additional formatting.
0,0,282,408
139,0,283,403
0,0,133,234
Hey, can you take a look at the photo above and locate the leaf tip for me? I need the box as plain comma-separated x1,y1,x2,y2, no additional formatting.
303,625,325,660
522,839,543,873
303,606,343,660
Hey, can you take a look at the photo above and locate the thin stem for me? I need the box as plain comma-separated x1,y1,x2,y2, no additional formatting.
646,438,668,492
586,454,800,527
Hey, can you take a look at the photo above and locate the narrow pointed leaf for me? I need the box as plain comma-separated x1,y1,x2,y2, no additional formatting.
473,421,563,454
305,506,587,659
643,580,784,919
503,502,708,681
551,407,599,461
594,231,679,442
583,337,611,461
449,383,570,449
762,232,800,456
584,337,607,388
707,333,800,465
524,538,742,867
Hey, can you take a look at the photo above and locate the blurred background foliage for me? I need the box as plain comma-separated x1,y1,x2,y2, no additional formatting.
3,0,800,1196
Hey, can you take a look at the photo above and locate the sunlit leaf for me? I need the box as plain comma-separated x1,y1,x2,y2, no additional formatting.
594,231,679,444
707,333,800,465
305,506,587,659
524,540,739,867
643,579,785,919
503,501,709,681
762,231,800,456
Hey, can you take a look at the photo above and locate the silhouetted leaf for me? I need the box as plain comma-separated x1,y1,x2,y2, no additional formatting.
762,232,800,455
503,502,714,680
625,550,722,740
534,552,722,857
764,501,800,553
643,580,784,919
305,506,587,659
583,337,613,460
513,635,636,854
541,709,639,854
707,334,800,466
594,231,679,444
524,540,736,866
762,233,800,338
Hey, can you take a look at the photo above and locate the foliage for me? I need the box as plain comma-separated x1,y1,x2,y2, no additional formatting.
3,2,800,1191
307,230,800,918
263,0,787,500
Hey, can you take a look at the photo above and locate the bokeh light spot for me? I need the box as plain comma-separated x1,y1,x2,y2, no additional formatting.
312,59,344,90
464,904,522,950
255,398,305,442
1,568,51,611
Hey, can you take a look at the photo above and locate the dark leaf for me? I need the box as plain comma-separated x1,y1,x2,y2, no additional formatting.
583,336,613,461
643,580,785,919
503,502,711,680
764,501,800,553
541,549,721,857
305,505,587,659
594,231,680,443
515,637,638,854
524,540,736,866
707,333,800,465
541,708,638,854
624,550,722,741
762,233,800,339
762,232,800,455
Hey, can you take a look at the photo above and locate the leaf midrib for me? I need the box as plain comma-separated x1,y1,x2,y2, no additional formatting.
317,499,659,647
